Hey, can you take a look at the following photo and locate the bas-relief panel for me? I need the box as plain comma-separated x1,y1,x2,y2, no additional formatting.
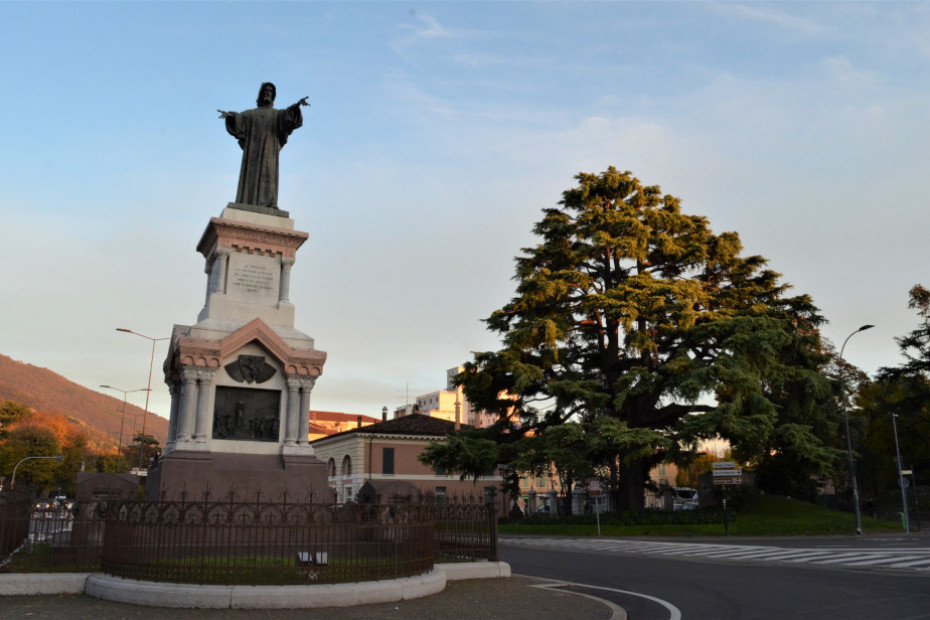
210,343,286,445
212,386,280,441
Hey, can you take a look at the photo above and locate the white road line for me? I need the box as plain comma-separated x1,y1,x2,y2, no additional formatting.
536,581,682,620
501,536,930,573
888,558,930,569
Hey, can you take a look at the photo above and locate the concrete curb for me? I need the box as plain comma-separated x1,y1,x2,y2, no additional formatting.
441,561,511,580
0,572,91,595
84,569,448,609
0,561,512,609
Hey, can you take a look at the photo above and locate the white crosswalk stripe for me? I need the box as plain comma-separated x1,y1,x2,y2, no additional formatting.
501,536,930,573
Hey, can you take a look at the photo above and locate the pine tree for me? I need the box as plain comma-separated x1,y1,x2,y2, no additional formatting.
424,168,838,510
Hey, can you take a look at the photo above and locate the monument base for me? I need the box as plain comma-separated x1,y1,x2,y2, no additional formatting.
147,451,330,503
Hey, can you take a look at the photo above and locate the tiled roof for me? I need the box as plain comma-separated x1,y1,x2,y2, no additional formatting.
309,410,380,424
311,413,467,443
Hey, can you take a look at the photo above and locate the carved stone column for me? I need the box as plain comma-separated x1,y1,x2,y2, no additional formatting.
297,375,316,445
193,367,217,441
279,257,294,303
284,375,301,445
215,247,230,294
166,380,181,450
176,366,200,442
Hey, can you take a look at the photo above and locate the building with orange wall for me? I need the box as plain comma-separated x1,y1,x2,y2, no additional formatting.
310,413,508,515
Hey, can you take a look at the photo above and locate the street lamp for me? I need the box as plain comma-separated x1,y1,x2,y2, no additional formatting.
839,324,874,536
891,413,910,533
116,328,169,469
100,385,149,474
10,454,63,491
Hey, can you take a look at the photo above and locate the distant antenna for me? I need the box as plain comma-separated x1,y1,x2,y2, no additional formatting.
395,381,415,407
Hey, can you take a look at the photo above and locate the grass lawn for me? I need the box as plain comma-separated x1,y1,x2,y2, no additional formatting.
499,494,904,537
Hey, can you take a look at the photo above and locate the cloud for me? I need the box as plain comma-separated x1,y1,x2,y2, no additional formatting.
451,52,504,68
713,4,827,35
391,11,453,58
821,55,879,89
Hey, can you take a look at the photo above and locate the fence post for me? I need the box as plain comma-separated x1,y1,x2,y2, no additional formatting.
487,491,499,562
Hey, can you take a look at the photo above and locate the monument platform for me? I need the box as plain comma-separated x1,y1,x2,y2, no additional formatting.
149,203,327,500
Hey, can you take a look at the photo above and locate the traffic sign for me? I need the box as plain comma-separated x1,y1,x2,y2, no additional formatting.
713,461,737,469
713,466,742,486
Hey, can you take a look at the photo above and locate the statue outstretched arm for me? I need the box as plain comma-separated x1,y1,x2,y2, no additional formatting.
217,109,235,119
296,97,310,108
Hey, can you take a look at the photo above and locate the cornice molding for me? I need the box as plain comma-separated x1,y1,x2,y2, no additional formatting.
197,217,309,261
170,318,326,378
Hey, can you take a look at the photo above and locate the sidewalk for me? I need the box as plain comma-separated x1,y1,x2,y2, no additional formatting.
1,576,617,620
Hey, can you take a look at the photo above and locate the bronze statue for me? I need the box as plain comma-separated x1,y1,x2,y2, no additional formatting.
218,83,309,210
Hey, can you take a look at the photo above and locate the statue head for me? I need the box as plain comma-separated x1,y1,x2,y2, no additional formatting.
257,82,276,107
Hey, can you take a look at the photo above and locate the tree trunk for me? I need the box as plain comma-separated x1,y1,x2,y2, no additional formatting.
617,456,648,512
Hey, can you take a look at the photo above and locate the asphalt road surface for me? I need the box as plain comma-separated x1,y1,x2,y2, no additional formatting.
501,537,930,620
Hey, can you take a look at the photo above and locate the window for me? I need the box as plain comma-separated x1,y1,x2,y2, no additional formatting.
327,458,336,478
382,447,395,475
341,455,352,476
536,476,546,489
435,486,447,506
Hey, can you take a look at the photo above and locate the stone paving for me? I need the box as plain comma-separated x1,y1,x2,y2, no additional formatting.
1,576,615,620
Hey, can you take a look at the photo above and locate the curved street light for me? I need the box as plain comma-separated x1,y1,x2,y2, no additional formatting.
100,385,150,474
116,328,169,469
10,454,63,491
891,412,910,533
839,324,874,536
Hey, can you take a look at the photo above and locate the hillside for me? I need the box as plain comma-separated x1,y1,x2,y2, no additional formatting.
0,354,168,452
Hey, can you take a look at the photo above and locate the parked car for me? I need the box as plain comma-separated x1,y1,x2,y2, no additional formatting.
672,487,699,511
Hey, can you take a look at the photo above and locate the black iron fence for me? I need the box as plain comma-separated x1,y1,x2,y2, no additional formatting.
434,496,498,562
1,493,498,584
0,493,104,573
101,499,435,585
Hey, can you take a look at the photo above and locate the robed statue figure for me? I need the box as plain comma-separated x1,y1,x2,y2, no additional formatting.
218,83,309,210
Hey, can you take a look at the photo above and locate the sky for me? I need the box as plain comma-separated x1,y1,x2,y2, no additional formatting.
2,1,930,425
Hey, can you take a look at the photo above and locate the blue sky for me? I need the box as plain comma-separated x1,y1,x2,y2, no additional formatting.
2,2,930,423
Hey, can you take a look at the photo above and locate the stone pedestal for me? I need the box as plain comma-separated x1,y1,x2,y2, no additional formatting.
148,204,328,501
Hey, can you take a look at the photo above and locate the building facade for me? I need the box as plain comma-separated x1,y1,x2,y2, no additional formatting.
394,366,501,429
310,414,508,515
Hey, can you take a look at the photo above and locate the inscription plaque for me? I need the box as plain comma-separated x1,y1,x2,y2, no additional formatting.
213,386,281,442
231,264,275,294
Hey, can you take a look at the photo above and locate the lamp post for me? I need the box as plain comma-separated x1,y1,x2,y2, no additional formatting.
10,454,63,491
116,328,169,470
839,324,874,536
891,413,910,533
100,385,149,474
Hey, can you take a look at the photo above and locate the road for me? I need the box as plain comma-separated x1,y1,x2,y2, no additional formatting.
500,536,930,620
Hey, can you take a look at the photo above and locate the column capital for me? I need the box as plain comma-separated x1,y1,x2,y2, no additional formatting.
286,374,317,391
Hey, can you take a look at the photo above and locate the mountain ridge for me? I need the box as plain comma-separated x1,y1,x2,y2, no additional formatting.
0,353,168,452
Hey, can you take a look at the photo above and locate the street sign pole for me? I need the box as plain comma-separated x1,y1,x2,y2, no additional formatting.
723,485,729,537
712,462,742,536
588,479,602,537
